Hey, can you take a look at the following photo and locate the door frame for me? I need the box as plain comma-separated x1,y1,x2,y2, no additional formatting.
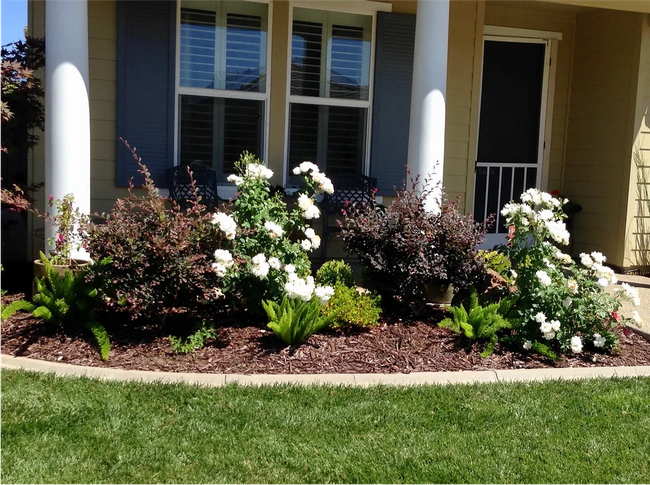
472,26,559,247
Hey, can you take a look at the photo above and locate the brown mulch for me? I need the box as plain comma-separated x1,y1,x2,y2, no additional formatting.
2,293,650,374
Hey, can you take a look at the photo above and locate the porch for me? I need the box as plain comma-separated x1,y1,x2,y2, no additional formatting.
26,0,650,269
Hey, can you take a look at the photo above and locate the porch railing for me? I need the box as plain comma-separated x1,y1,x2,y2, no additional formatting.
473,162,538,234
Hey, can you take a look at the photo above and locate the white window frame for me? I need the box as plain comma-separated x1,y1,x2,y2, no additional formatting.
282,1,390,187
173,0,273,198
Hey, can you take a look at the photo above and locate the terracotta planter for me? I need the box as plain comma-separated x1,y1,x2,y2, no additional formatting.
423,283,454,305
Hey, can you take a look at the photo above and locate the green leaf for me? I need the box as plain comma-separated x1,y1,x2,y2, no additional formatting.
33,306,53,322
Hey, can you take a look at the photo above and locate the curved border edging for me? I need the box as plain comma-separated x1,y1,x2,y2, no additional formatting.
2,355,650,387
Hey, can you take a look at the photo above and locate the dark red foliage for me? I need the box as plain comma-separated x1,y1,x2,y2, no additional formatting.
82,140,224,320
339,175,489,313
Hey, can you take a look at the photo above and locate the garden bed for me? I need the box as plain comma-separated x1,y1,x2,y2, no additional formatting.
2,293,649,374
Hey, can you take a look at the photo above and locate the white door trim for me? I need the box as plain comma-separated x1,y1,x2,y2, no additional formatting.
474,34,554,248
483,25,563,41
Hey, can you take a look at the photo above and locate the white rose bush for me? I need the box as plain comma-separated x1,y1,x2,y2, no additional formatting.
501,188,640,357
210,154,334,344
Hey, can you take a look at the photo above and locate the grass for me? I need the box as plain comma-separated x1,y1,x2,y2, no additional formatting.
2,370,650,484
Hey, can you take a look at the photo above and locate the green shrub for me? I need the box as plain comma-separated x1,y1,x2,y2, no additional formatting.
1,299,35,320
438,287,513,358
479,250,512,280
262,296,334,345
316,260,355,288
322,284,381,331
169,323,217,354
32,252,111,360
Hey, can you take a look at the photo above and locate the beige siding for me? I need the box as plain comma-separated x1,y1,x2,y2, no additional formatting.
563,9,642,267
625,14,650,268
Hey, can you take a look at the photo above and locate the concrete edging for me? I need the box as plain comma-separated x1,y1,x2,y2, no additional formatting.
2,355,649,387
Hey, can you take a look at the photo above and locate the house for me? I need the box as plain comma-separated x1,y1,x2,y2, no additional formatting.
28,0,650,271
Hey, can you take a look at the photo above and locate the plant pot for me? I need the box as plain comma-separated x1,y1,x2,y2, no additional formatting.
423,283,454,305
33,258,89,279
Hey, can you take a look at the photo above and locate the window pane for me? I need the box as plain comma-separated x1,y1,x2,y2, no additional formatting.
291,8,371,100
330,25,368,100
291,20,323,97
288,103,366,178
180,1,267,92
179,95,264,175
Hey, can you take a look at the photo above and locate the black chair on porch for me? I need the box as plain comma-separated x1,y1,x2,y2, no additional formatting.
166,161,223,211
320,174,379,263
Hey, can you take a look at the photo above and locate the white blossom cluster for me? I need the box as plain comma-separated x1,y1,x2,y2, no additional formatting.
283,269,334,305
293,161,335,194
251,253,270,279
298,194,321,220
615,282,641,307
593,333,606,348
212,249,234,277
246,163,274,180
264,221,284,240
535,311,561,340
536,270,552,287
579,251,617,287
500,189,570,245
212,212,237,240
570,335,583,353
300,227,321,251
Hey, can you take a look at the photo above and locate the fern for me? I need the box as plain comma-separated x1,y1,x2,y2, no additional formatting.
1,299,36,320
439,287,512,357
31,253,112,360
263,296,334,345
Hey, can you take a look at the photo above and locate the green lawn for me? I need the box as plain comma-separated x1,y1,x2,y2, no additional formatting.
2,370,650,484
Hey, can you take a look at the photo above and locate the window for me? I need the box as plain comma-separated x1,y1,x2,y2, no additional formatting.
287,8,373,181
177,0,268,176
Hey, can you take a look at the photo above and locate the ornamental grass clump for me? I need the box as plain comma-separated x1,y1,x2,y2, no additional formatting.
339,174,487,314
502,188,640,357
209,156,334,312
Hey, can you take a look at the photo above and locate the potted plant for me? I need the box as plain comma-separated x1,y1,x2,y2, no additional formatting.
33,193,89,279
339,173,487,313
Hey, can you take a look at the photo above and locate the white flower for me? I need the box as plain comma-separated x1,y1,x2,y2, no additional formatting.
617,282,641,306
284,264,296,274
554,251,573,264
540,320,553,334
251,261,270,279
570,335,583,353
536,270,552,287
303,204,321,220
551,197,562,208
542,330,556,340
562,297,572,308
305,228,316,239
246,163,273,180
309,235,321,249
268,257,282,270
298,194,313,211
293,166,301,175
212,212,237,240
251,253,266,265
211,263,228,278
534,312,547,324
301,239,312,251
284,273,316,301
520,191,533,203
227,174,244,185
264,221,284,239
523,340,532,350
580,253,594,268
543,258,556,270
593,333,606,348
541,192,554,205
597,278,609,288
550,319,561,332
567,279,579,294
631,311,643,327
298,161,319,174
510,270,518,280
544,220,570,245
314,285,335,305
214,249,234,267
591,251,606,264
521,217,529,226
312,172,335,194
538,209,554,221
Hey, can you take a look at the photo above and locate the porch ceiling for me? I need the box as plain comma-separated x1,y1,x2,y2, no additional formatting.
536,0,650,14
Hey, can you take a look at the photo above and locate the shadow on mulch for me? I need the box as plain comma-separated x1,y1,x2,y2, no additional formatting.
2,293,650,374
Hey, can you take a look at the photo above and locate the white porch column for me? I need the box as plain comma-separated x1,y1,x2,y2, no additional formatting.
406,0,450,212
45,0,90,258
